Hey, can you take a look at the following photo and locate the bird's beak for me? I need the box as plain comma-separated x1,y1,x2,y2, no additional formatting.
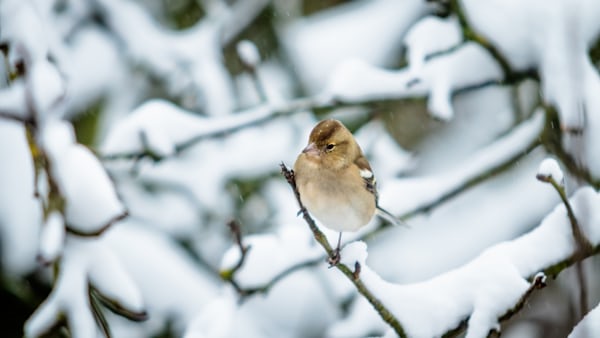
302,142,319,156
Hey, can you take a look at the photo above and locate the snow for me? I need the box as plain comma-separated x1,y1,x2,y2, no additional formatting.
378,110,543,215
42,119,126,233
38,212,65,265
569,303,600,338
26,235,145,338
281,0,430,93
96,0,235,115
103,222,220,334
460,0,600,131
28,58,65,120
183,290,237,338
5,1,600,337
237,40,261,68
329,187,600,337
0,0,50,63
339,241,368,267
101,99,276,158
403,15,462,78
87,242,145,314
322,42,503,120
0,79,28,119
537,157,564,185
0,122,41,276
220,225,322,289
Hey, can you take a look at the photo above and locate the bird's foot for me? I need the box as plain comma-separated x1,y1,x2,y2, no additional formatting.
296,207,307,217
327,248,340,267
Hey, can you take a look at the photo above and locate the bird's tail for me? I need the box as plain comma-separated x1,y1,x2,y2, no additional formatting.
376,206,410,228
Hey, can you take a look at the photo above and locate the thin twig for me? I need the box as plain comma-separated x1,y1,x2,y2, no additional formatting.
221,219,251,280
535,173,591,317
539,105,600,189
280,162,407,338
226,256,324,300
541,176,593,254
92,286,148,322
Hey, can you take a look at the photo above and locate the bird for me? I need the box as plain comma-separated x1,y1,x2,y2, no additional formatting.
293,119,405,265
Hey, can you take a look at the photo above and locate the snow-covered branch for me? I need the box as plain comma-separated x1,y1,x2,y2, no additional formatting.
331,187,600,338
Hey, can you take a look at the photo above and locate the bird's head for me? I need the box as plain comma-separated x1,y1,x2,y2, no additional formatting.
301,119,359,170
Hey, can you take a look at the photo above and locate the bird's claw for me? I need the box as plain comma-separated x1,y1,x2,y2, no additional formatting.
296,207,307,217
327,248,341,267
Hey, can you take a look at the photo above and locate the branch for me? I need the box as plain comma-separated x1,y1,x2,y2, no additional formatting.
280,163,408,338
66,211,129,237
444,230,600,337
535,175,593,254
449,0,536,84
0,111,33,125
101,97,335,162
539,105,600,189
225,256,324,300
536,168,592,318
220,219,253,297
443,273,547,338
100,73,539,165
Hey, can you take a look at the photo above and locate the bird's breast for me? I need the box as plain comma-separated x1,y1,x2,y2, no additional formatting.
294,166,376,232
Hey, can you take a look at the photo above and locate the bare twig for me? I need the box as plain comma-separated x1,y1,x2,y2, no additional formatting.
89,288,112,338
539,105,600,189
535,175,593,254
280,162,407,338
221,219,251,281
535,173,591,318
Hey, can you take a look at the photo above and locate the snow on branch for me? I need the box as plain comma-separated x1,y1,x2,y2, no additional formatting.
321,42,503,121
100,97,330,162
569,303,600,338
217,112,544,300
329,187,600,338
25,236,147,338
378,110,544,217
94,0,235,115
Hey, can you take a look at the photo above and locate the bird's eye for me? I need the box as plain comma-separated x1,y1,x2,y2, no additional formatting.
326,143,335,151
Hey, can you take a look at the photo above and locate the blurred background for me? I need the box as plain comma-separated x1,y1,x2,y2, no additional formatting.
1,0,600,337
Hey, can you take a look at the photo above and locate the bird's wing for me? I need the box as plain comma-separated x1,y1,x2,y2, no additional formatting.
354,156,378,200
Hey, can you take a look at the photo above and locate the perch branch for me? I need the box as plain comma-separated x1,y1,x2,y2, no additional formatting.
280,163,407,338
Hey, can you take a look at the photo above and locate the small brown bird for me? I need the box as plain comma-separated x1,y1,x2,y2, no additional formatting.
293,119,403,264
